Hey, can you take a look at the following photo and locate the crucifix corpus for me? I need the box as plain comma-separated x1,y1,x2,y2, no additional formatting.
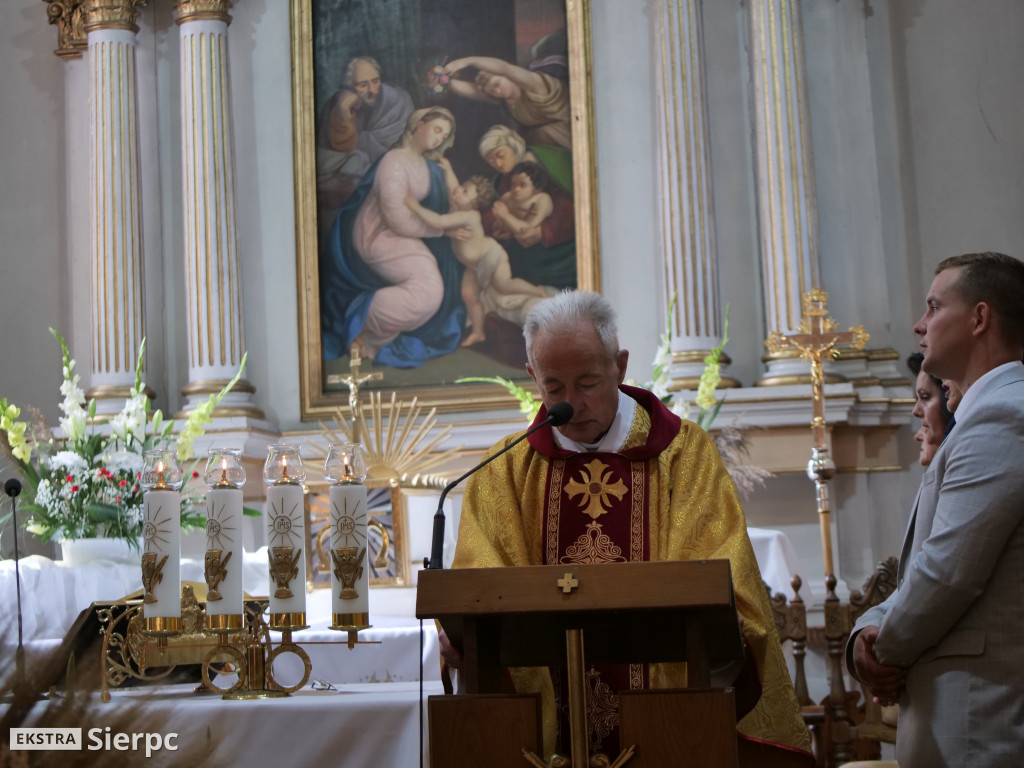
325,344,382,443
765,289,869,578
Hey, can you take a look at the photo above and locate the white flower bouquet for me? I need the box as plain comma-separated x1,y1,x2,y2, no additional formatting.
0,330,247,547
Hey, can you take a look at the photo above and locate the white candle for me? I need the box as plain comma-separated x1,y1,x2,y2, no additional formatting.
142,489,181,629
204,486,244,626
328,482,369,629
265,483,307,624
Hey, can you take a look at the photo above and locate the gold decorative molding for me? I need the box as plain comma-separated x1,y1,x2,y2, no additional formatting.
81,0,147,33
43,0,87,59
180,378,256,396
174,0,233,25
175,377,265,420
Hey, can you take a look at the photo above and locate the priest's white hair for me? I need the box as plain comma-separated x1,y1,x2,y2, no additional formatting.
523,290,619,362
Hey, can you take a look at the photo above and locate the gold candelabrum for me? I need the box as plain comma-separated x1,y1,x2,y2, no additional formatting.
97,585,379,702
764,289,869,580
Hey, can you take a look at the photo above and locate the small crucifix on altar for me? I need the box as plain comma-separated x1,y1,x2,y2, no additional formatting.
765,289,869,578
325,344,382,443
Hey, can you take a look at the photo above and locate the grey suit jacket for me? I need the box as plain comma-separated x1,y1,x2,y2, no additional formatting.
848,363,1024,768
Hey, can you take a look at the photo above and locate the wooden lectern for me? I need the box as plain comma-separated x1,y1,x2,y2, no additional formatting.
417,559,744,768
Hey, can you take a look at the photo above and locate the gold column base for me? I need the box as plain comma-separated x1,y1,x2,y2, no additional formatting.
205,613,244,632
84,383,158,421
143,616,181,635
668,376,742,390
755,373,847,387
175,377,265,419
269,612,309,631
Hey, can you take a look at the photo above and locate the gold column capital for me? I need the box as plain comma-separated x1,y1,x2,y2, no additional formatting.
82,0,147,33
174,0,233,25
43,0,87,59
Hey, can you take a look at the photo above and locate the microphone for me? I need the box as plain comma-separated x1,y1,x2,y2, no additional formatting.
424,401,573,570
5,475,28,698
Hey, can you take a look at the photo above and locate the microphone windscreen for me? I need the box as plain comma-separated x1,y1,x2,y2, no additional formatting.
5,477,22,498
546,401,574,426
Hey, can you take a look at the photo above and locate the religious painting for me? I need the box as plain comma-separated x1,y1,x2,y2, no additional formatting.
305,480,412,588
291,0,599,420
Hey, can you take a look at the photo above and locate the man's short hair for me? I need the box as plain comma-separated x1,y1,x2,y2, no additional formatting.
523,290,619,362
344,56,381,86
936,252,1024,346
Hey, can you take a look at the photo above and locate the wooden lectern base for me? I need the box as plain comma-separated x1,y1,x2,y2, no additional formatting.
429,693,543,767
619,688,738,767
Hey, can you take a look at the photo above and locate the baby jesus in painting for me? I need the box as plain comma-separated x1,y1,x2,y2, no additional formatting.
405,159,551,346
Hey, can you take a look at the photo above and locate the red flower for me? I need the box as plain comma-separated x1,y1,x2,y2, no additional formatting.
119,479,128,487
192,470,199,479
116,495,122,503
132,485,139,492
66,474,74,482
71,485,80,493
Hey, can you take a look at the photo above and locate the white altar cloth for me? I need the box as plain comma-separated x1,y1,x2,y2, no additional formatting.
0,551,440,686
1,528,799,672
13,680,443,768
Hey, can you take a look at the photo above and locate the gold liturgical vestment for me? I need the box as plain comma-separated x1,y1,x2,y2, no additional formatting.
452,386,813,765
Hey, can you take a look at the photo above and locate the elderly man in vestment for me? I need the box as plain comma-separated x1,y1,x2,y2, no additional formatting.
447,290,814,766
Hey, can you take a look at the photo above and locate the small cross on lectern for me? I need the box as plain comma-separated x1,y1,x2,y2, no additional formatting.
326,344,382,443
557,573,579,594
765,289,868,578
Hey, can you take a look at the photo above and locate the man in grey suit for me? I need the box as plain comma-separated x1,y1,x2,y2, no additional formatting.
848,251,1024,767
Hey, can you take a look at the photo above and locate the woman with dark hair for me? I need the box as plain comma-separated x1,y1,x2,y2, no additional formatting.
907,352,952,466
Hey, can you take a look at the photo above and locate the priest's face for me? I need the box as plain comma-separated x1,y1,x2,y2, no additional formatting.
527,321,629,444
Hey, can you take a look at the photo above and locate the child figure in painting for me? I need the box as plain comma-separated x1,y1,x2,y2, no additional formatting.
406,161,551,346
491,161,555,243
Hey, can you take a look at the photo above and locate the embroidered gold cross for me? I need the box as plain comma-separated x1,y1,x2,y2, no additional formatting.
557,573,579,594
565,459,628,520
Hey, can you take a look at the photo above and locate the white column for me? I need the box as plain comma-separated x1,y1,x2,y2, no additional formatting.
83,0,149,415
748,0,830,385
653,0,737,387
175,0,262,418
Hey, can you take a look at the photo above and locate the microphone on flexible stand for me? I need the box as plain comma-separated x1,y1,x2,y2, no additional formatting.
5,477,29,698
423,401,573,570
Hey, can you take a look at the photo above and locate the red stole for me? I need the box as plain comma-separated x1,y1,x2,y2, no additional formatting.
543,451,651,757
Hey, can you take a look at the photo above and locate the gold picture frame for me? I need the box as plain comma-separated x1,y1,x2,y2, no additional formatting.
305,479,412,588
290,0,600,421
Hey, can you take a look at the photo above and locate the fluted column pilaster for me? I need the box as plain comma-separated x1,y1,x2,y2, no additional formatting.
83,0,149,414
654,0,737,388
749,0,832,385
175,0,262,418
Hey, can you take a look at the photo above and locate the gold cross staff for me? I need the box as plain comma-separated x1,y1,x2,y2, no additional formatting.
765,289,869,578
326,344,382,443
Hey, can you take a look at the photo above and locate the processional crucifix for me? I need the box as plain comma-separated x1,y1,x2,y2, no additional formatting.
325,345,382,443
765,289,869,579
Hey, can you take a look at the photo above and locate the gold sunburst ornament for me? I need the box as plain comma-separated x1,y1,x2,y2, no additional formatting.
310,391,461,482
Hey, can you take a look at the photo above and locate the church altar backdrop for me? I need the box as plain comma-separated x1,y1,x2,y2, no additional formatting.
3,0,1024,597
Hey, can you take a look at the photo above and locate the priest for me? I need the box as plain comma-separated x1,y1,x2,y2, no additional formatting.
446,290,814,766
